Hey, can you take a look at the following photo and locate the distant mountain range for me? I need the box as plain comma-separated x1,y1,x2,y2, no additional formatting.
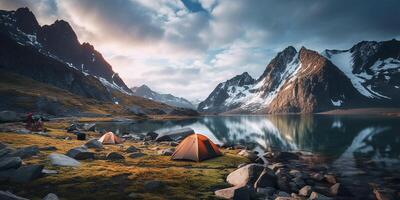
131,85,196,109
0,7,197,116
199,40,400,114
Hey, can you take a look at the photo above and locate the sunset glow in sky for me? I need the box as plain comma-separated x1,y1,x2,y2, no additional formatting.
1,0,399,101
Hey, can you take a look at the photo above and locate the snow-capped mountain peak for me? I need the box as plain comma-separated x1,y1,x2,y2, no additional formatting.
131,85,196,109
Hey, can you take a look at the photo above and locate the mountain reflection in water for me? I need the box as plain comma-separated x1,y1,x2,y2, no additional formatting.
96,115,400,168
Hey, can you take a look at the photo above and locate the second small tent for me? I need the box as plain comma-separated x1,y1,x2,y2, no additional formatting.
98,132,124,144
171,133,222,162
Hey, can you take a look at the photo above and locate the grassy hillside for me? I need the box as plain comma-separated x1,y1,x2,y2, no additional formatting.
0,70,189,117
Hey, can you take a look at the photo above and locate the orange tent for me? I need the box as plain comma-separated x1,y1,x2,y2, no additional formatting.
171,133,222,162
98,132,124,144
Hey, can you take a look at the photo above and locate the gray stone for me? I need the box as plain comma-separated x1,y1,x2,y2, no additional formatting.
126,146,139,153
66,147,94,160
129,152,146,159
309,192,334,200
254,168,277,188
238,150,258,161
277,191,291,197
84,139,103,149
0,111,21,122
83,123,96,131
39,146,57,151
289,169,302,178
310,173,324,181
227,163,264,186
0,169,15,181
256,187,275,196
43,193,59,200
277,175,291,192
292,177,306,188
0,142,7,150
299,185,312,197
158,148,175,156
16,129,30,134
106,152,125,160
144,180,165,191
0,157,22,170
48,153,81,167
214,186,250,200
8,146,39,159
10,164,43,183
155,127,194,142
0,190,29,200
0,148,14,158
373,188,396,200
289,182,298,192
323,175,336,184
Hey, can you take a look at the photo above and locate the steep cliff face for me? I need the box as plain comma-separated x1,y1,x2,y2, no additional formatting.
0,7,131,98
199,40,400,114
265,48,366,113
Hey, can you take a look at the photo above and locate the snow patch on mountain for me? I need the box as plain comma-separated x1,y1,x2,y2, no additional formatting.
323,50,390,99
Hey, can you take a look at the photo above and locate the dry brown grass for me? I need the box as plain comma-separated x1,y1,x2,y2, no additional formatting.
0,121,248,200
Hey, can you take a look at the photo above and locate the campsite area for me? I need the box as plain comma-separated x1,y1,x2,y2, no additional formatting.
0,117,249,200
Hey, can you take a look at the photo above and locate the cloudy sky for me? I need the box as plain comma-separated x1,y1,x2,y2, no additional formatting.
1,0,399,101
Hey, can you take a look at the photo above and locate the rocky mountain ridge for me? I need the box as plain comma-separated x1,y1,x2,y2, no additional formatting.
131,85,196,109
199,39,400,114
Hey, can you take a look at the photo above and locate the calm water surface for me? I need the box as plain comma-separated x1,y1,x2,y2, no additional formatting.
96,115,400,196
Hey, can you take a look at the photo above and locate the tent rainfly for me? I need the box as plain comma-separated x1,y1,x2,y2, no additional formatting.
171,133,222,162
98,132,124,144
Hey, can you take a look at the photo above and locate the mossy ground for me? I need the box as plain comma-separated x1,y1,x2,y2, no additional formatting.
0,120,248,200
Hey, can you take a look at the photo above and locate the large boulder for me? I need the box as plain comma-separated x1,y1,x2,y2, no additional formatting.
146,132,158,140
48,153,81,167
0,157,22,170
254,168,277,188
106,152,125,160
66,147,94,160
84,139,103,149
66,124,79,133
10,164,43,183
227,164,264,186
299,185,312,197
0,190,29,200
0,111,21,122
39,146,57,151
214,186,250,200
126,146,139,153
8,146,39,159
155,127,194,142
